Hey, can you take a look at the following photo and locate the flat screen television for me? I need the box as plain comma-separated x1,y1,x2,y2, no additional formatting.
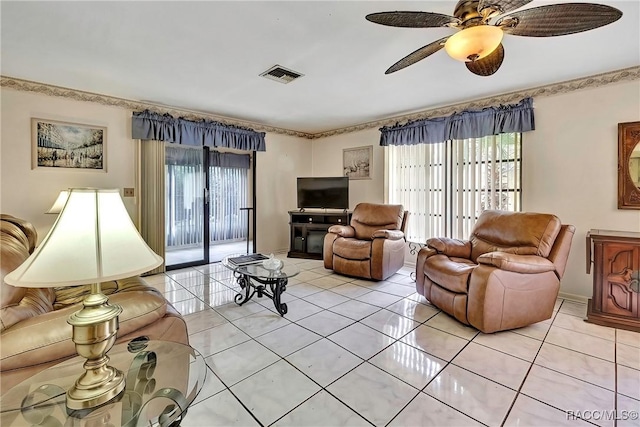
297,177,349,209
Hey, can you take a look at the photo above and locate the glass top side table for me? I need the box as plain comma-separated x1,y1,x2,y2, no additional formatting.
222,254,300,316
0,338,206,427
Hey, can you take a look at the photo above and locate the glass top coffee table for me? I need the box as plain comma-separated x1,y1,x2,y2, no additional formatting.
0,338,206,427
222,254,300,316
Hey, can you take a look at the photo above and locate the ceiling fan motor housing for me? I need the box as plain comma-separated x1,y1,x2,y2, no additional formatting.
453,0,484,26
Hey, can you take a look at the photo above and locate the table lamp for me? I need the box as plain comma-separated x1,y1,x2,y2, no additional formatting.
46,190,69,214
4,188,163,410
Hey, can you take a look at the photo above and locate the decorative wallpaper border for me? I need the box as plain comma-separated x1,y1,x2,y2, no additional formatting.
311,66,640,139
0,77,308,138
2,66,638,140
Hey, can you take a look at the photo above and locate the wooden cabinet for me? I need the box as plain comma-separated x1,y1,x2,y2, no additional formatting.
586,229,640,332
288,211,351,260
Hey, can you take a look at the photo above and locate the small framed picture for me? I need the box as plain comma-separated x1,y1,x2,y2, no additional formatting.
343,145,372,180
32,118,107,171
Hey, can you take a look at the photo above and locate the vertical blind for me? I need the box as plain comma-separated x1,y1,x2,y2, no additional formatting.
387,133,521,241
208,164,248,242
164,145,250,249
165,145,204,247
387,142,446,242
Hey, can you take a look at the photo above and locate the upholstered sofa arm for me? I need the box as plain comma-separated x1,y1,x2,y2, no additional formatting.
0,290,168,372
54,277,161,310
477,252,556,274
427,237,472,258
372,229,405,240
327,225,355,238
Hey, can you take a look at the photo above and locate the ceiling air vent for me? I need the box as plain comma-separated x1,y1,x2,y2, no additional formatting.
260,65,304,84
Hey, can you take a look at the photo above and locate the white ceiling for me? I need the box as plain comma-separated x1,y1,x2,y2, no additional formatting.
1,1,639,134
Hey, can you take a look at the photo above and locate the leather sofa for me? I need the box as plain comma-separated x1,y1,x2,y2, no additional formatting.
0,214,189,391
416,210,575,333
324,203,409,280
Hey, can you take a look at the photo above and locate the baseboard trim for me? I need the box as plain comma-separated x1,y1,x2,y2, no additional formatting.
558,292,589,304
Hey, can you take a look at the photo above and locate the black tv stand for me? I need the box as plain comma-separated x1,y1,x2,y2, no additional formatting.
288,210,352,260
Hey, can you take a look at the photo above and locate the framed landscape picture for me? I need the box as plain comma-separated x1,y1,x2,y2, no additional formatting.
32,118,106,171
343,145,372,180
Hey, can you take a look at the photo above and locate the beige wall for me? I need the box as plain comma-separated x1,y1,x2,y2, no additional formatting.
255,133,312,254
1,89,137,241
310,80,640,299
311,129,384,208
522,80,640,298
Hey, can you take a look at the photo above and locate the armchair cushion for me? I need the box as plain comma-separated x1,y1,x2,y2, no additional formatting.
333,238,371,261
327,224,355,238
351,203,404,240
424,255,477,294
470,211,561,262
477,252,556,274
372,229,405,240
427,237,472,259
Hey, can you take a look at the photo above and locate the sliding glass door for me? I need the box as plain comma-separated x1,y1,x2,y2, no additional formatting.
164,145,254,269
165,145,209,268
209,153,253,261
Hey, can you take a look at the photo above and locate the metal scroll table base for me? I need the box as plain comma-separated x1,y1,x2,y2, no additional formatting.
233,272,288,316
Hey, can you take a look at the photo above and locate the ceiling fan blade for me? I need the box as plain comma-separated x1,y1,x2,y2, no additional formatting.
466,43,505,76
385,37,449,74
366,11,459,28
498,3,622,37
478,0,532,15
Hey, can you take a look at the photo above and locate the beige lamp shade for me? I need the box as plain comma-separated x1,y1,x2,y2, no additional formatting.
444,26,504,62
46,190,70,214
5,188,163,288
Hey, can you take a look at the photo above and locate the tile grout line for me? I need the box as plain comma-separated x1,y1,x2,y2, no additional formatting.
499,301,561,426
193,283,439,426
163,265,622,427
500,300,603,427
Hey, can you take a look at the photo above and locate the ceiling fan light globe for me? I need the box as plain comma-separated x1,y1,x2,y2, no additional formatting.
444,25,503,62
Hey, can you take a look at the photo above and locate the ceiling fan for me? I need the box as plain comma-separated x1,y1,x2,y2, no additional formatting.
366,0,623,76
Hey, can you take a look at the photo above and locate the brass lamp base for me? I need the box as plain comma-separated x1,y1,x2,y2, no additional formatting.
66,284,125,410
66,363,125,410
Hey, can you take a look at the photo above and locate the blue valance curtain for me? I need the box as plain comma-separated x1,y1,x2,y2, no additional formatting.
165,146,250,169
209,151,250,169
380,97,534,146
132,110,266,151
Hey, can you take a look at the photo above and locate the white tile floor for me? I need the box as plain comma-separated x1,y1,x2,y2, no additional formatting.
165,240,253,266
142,256,640,427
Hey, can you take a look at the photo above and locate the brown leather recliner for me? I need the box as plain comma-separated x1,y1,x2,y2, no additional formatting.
416,210,575,333
324,203,409,280
0,214,189,391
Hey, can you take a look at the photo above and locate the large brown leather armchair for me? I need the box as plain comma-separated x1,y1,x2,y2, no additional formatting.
324,203,409,280
416,210,575,333
0,214,189,391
